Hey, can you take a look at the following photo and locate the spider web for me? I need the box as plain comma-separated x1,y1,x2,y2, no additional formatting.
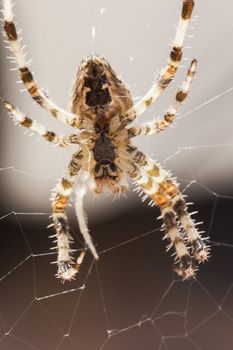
0,0,233,349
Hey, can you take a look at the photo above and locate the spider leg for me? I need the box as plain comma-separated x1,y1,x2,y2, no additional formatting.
170,192,210,263
121,0,195,125
3,100,90,147
140,153,209,274
74,171,99,260
127,59,197,138
118,154,194,278
122,146,209,279
2,0,79,127
52,150,84,282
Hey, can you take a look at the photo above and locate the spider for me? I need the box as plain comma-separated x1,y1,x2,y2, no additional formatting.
2,0,209,282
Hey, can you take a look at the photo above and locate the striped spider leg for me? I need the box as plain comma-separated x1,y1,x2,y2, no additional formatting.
121,148,209,279
2,0,79,127
3,98,95,282
3,100,91,147
51,152,97,282
121,0,195,125
127,59,197,138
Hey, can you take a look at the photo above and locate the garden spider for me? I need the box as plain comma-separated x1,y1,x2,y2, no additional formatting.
2,0,209,282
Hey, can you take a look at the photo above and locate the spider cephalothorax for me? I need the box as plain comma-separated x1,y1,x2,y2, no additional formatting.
3,0,210,282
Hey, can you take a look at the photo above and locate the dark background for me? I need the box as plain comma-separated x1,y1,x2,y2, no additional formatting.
0,197,233,350
0,0,233,349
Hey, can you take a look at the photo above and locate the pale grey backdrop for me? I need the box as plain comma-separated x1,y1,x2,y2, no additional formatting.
1,0,233,220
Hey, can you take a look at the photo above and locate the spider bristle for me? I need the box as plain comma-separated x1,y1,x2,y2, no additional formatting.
202,237,210,241
132,186,140,193
141,194,148,202
170,252,178,258
50,261,58,265
27,58,33,67
174,255,181,263
194,222,203,227
196,231,206,235
6,55,15,60
49,246,58,251
189,211,198,216
166,243,173,252
48,234,57,238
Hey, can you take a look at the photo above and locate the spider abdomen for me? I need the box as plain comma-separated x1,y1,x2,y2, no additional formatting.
84,71,111,107
71,55,133,119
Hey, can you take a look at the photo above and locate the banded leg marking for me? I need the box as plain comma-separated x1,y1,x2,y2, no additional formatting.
127,59,197,138
2,0,79,127
159,203,195,279
124,161,195,278
128,147,209,278
52,150,83,281
122,0,195,124
172,196,210,263
152,176,210,264
142,178,195,278
3,100,88,147
117,147,196,277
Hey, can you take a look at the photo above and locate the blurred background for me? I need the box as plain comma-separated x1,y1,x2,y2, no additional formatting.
0,0,233,349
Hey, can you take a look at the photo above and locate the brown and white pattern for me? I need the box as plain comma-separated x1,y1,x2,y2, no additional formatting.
127,59,197,138
2,0,78,127
3,100,90,147
2,0,210,282
124,150,209,278
121,0,195,124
